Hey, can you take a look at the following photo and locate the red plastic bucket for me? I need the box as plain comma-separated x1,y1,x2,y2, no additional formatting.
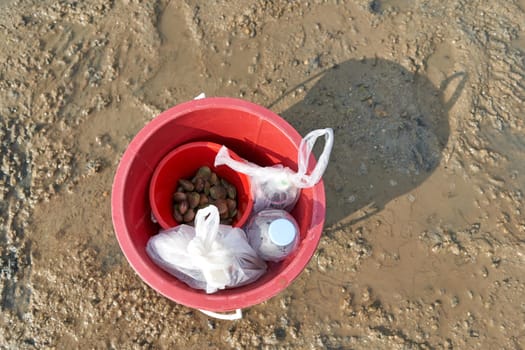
111,97,326,312
149,141,253,229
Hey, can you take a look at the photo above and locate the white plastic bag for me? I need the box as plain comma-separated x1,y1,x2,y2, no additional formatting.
215,128,334,212
146,205,267,294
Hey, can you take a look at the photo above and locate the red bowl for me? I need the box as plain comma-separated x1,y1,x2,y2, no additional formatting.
149,141,253,229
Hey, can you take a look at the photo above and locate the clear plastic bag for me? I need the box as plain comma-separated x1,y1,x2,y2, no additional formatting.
146,205,267,294
214,128,334,212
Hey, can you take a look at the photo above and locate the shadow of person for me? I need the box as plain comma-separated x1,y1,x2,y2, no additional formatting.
279,58,465,227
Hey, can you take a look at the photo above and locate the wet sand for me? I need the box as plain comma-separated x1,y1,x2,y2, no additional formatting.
1,0,524,348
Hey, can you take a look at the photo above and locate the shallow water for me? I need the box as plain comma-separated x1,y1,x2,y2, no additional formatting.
1,0,525,348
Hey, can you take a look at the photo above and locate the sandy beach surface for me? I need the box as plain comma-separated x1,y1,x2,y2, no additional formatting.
1,0,524,348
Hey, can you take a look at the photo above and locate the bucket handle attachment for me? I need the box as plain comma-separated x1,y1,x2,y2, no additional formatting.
199,308,243,320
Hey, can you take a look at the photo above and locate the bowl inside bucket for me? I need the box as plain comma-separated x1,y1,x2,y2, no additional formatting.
111,97,326,312
149,141,253,229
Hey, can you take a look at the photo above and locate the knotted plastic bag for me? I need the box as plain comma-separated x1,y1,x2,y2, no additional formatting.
215,128,334,212
146,205,267,294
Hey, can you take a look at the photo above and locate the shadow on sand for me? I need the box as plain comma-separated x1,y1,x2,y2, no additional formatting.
277,58,465,227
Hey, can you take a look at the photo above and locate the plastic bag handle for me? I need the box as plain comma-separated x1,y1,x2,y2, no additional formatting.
199,308,243,320
214,146,261,177
293,128,334,188
194,205,220,248
190,206,232,293
215,128,334,188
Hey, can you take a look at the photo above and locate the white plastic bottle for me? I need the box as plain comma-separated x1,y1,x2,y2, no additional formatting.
245,209,299,262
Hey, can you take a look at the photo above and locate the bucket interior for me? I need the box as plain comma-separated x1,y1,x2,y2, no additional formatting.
112,99,325,311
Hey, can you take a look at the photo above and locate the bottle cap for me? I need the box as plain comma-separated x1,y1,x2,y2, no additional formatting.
268,218,297,246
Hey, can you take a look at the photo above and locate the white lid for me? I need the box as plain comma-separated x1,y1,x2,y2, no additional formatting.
268,218,297,246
